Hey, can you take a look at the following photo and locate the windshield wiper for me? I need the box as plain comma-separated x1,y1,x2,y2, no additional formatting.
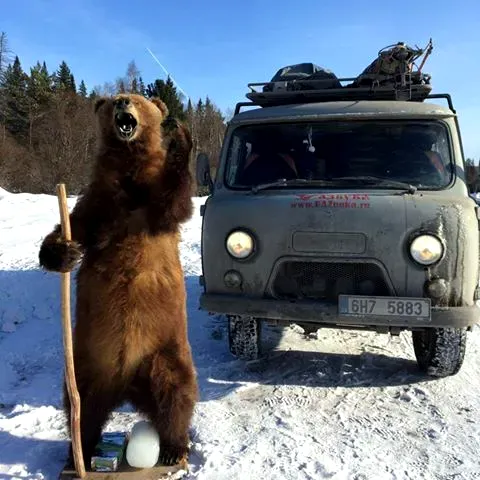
251,178,333,194
250,176,417,194
329,176,417,194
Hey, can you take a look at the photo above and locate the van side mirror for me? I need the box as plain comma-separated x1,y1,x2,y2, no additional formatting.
196,153,213,192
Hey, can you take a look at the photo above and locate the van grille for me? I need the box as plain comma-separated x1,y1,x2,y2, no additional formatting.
271,260,391,302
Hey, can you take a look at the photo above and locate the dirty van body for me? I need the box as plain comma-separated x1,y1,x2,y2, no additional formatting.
197,97,480,378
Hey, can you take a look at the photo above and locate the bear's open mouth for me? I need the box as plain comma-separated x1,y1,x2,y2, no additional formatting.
115,112,138,139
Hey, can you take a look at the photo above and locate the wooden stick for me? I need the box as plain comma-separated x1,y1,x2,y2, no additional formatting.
56,183,86,479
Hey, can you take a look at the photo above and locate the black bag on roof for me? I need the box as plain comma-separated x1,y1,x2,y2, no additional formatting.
262,63,341,92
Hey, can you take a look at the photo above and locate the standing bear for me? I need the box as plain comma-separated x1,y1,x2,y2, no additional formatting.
38,93,198,467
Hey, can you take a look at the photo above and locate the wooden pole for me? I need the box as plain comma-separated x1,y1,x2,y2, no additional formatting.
56,183,86,478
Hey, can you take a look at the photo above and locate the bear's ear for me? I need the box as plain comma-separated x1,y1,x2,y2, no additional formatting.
94,97,107,114
150,97,169,118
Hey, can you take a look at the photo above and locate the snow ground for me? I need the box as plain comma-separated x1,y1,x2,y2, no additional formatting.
0,188,479,480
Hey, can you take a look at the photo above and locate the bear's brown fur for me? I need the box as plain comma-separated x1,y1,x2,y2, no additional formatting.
38,93,198,466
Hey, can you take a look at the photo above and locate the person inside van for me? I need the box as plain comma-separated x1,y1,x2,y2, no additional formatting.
386,129,450,186
239,132,298,185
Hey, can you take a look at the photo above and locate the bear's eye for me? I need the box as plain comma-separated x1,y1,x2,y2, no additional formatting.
114,98,131,108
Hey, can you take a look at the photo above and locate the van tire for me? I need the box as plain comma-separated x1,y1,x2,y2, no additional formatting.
227,315,261,361
412,327,467,377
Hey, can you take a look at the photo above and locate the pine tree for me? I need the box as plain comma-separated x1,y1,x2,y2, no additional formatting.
131,77,138,94
196,98,204,116
40,62,52,91
185,98,196,154
25,62,53,146
78,80,87,97
204,95,216,121
27,62,51,105
145,76,186,119
69,73,76,93
1,55,29,138
54,61,75,92
138,76,146,97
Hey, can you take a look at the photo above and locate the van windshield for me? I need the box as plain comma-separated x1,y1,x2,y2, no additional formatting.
224,120,453,190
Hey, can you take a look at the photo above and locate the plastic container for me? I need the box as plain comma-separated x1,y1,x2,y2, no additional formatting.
125,420,160,468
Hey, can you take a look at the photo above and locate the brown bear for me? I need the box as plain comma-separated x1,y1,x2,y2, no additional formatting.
38,93,198,467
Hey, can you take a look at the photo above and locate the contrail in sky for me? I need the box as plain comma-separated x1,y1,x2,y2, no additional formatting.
145,46,190,103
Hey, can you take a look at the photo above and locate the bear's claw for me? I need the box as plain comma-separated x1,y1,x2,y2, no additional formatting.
161,116,180,134
158,444,188,466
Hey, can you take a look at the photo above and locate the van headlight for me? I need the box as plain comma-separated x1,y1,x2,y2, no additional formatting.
410,234,444,265
226,230,254,259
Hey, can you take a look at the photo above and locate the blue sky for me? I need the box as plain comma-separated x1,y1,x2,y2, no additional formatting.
3,0,480,157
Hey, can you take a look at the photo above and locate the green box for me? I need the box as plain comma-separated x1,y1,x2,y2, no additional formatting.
90,432,128,472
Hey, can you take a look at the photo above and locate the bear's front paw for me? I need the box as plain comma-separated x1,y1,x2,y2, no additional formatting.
161,115,180,135
39,237,82,273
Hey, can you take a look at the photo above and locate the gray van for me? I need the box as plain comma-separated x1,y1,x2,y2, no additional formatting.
195,67,480,378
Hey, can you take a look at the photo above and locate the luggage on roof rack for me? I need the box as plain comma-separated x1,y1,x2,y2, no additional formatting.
245,39,435,108
348,40,433,91
261,63,342,93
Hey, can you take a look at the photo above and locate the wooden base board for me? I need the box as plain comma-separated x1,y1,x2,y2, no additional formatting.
59,457,188,480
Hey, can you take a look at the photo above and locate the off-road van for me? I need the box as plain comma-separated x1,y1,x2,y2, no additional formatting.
196,43,480,378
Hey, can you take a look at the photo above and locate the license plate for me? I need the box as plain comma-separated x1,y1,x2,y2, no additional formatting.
338,295,431,320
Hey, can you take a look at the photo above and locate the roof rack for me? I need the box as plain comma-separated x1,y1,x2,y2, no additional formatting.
240,74,433,110
426,93,456,113
234,90,455,116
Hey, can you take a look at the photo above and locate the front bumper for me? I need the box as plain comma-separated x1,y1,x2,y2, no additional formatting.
199,293,480,329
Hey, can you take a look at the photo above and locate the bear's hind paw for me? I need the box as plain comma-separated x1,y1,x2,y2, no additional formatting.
158,444,188,466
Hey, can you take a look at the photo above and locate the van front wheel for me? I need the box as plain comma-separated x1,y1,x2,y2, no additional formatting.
412,327,467,377
227,315,261,361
